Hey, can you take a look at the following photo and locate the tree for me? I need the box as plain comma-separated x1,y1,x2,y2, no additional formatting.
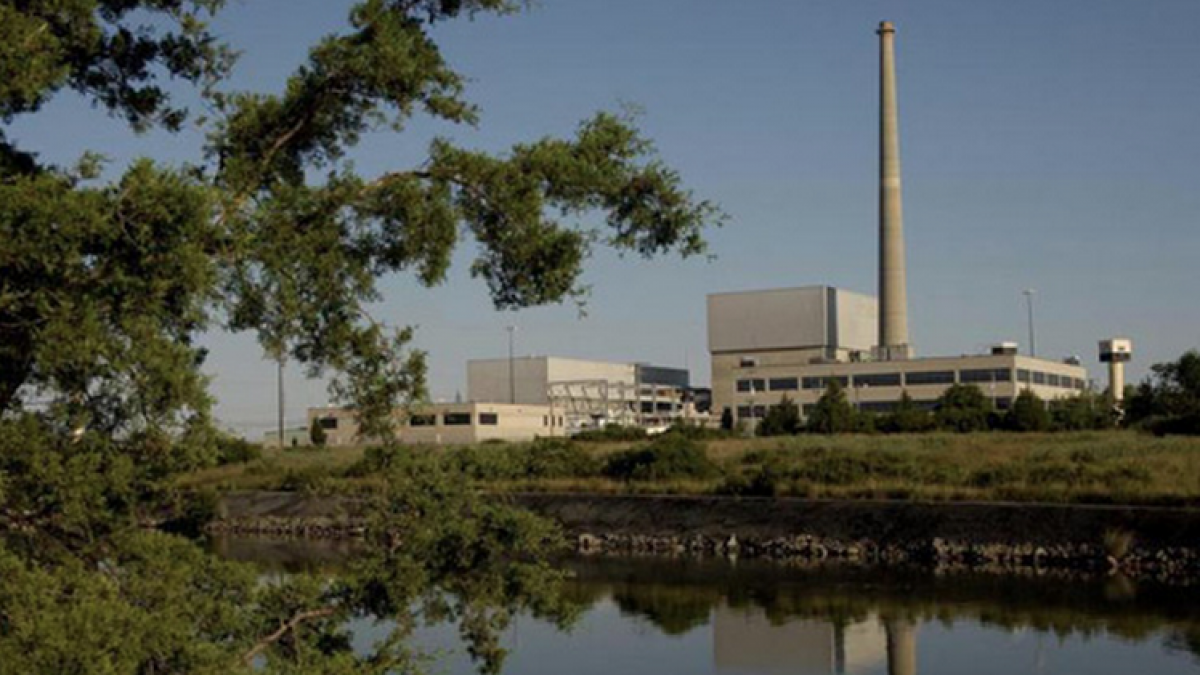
879,392,934,433
758,396,801,436
720,407,735,431
807,380,856,434
0,2,721,671
1126,350,1200,435
310,417,328,447
934,384,990,433
1005,389,1050,432
1050,392,1113,431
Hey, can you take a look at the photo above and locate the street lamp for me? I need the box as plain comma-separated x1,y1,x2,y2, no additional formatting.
506,325,517,404
1023,289,1037,358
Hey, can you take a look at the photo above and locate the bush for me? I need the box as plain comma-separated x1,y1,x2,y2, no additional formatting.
214,435,262,466
573,425,648,442
757,397,801,437
1006,390,1051,432
807,380,856,434
603,436,718,482
664,420,733,441
520,438,602,478
309,417,328,446
879,393,935,433
934,384,991,433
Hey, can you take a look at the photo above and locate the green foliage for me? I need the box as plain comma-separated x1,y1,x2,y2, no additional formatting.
806,380,856,434
935,384,992,433
445,438,601,481
877,393,933,433
720,407,734,431
1051,393,1114,432
1127,350,1200,435
215,434,262,466
573,424,648,442
603,436,718,482
1,1,720,671
1006,390,1051,432
757,396,802,437
310,417,328,446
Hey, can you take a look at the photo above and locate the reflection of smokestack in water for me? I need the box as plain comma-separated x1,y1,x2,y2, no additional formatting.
885,618,917,675
877,21,912,360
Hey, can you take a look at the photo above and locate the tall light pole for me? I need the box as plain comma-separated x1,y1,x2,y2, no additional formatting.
277,356,285,448
1023,289,1037,358
506,325,517,404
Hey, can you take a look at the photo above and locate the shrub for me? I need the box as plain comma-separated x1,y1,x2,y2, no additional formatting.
1006,389,1051,432
934,384,991,433
807,380,856,434
573,425,648,442
214,435,262,466
603,436,717,482
879,393,935,433
309,417,328,446
520,438,601,478
757,397,801,436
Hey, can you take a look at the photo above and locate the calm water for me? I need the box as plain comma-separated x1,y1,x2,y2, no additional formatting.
213,536,1200,675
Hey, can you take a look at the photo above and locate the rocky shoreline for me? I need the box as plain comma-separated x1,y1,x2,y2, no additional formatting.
208,490,1200,582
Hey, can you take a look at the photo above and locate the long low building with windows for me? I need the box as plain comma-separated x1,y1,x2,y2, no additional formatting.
308,402,565,447
725,348,1087,421
708,287,1089,424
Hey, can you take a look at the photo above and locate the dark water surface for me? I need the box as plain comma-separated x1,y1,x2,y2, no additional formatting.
213,536,1200,675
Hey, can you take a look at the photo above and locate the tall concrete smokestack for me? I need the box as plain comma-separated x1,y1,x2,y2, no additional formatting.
876,21,913,360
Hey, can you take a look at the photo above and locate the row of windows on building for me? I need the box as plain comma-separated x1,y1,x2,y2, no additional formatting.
735,396,1016,419
318,412,568,429
735,369,1085,394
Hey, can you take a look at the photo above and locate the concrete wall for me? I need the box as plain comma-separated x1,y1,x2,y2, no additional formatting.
833,288,879,354
468,357,551,404
708,287,828,353
707,286,877,356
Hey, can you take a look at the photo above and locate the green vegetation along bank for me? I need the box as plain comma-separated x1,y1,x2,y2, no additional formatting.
184,430,1200,508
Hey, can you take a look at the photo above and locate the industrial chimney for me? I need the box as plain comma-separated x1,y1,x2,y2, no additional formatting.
876,21,913,361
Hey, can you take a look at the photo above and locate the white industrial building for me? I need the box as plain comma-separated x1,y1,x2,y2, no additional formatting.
309,402,565,447
467,355,694,431
708,22,1089,425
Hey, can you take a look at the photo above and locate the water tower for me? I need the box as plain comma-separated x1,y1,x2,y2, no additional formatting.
1099,338,1133,403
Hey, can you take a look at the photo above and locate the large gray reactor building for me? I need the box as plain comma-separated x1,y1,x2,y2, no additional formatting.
708,21,1087,424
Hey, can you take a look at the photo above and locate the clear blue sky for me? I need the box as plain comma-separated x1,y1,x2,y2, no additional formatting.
10,0,1200,436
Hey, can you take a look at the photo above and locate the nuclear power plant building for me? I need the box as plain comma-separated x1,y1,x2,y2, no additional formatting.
707,21,1088,424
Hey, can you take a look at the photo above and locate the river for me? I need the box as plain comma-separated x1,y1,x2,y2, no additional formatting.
212,535,1200,674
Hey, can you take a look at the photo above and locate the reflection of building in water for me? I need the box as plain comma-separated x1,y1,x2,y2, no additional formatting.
712,605,897,675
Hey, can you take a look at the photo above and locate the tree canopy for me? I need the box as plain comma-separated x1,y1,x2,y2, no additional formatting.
0,1,722,671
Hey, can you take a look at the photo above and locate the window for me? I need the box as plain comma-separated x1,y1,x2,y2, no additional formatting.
960,369,1011,384
739,356,759,368
769,377,798,391
736,378,766,393
752,405,767,418
409,414,436,427
854,373,901,388
737,406,751,419
1075,378,1087,390
1033,371,1047,385
318,417,338,430
1047,374,1061,387
1017,369,1032,383
443,413,472,426
802,376,849,390
905,370,955,386
543,416,549,426
480,413,498,425
859,401,897,414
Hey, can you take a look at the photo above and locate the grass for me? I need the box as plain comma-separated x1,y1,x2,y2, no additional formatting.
178,431,1200,507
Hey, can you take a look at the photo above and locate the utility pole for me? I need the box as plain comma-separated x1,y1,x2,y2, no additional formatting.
277,357,285,448
506,325,517,404
1023,289,1037,358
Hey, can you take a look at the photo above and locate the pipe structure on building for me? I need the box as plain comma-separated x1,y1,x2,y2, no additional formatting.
877,21,913,361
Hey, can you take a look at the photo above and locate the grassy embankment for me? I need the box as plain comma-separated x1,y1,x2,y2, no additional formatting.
182,431,1200,507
